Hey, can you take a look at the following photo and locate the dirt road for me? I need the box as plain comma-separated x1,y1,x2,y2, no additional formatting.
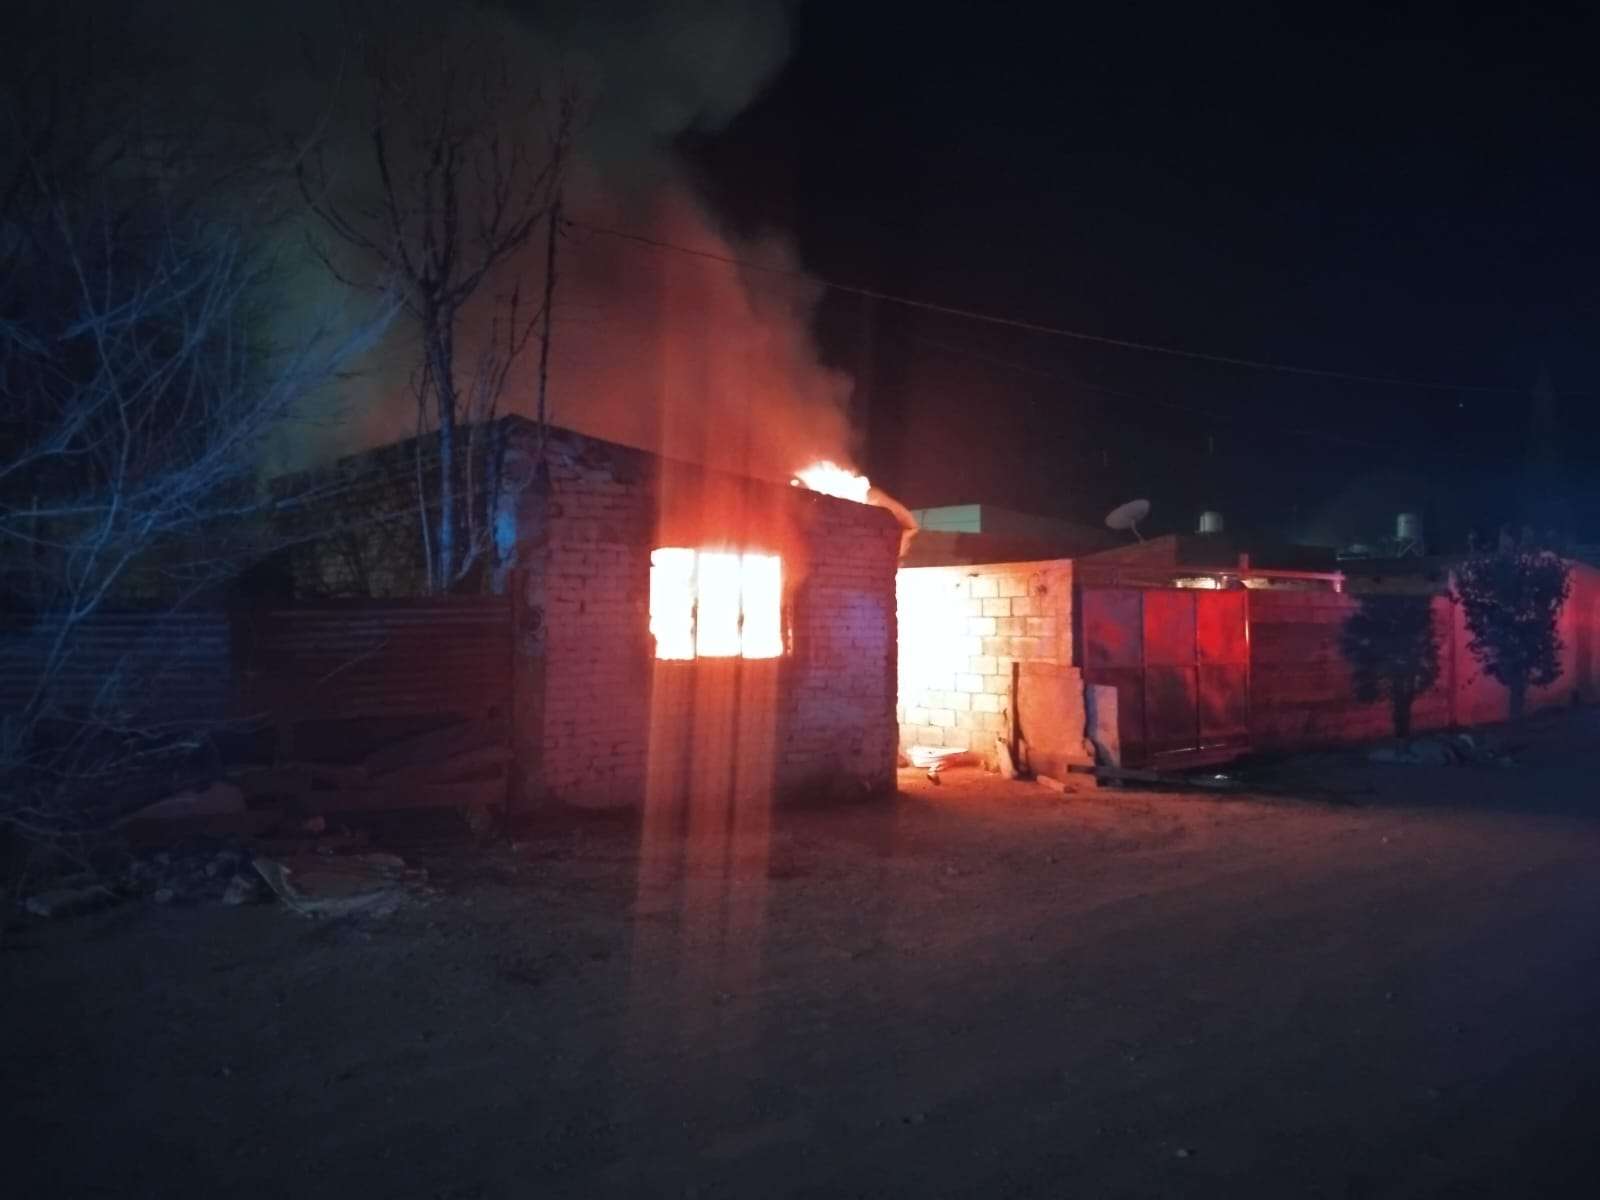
8,712,1600,1197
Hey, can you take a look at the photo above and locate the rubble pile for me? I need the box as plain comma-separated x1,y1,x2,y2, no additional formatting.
1368,731,1515,768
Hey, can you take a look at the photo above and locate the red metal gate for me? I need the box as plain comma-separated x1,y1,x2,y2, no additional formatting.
1080,587,1249,766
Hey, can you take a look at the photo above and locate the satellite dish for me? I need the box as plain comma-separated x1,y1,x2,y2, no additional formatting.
1105,498,1151,541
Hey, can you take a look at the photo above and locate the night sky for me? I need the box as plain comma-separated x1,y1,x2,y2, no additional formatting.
687,2,1600,548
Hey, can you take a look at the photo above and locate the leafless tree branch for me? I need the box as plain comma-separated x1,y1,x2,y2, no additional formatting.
299,17,577,593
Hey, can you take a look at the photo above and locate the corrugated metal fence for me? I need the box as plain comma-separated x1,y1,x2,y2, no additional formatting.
1079,575,1600,763
1,598,511,728
0,610,234,720
234,599,511,723
1079,586,1251,767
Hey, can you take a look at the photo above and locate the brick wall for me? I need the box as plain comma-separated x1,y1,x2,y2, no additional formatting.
895,559,1073,760
271,426,509,598
511,427,901,809
0,600,511,762
784,512,901,789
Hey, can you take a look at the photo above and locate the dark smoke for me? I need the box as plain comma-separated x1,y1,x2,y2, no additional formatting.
165,0,856,482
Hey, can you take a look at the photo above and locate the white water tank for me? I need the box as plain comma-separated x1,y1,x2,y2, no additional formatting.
1198,510,1225,534
1396,512,1422,542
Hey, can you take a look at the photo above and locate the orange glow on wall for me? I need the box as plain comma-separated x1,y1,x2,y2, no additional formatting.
650,548,784,660
792,461,871,504
896,566,975,711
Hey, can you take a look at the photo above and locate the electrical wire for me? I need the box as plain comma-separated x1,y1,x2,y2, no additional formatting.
899,330,1479,462
566,217,1584,397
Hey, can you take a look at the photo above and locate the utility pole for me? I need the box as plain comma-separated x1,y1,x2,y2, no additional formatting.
534,192,562,462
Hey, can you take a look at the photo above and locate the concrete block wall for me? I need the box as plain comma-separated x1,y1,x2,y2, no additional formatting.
510,425,901,808
896,559,1073,759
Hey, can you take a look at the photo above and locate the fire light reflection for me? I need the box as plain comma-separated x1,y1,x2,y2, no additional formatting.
631,559,783,1109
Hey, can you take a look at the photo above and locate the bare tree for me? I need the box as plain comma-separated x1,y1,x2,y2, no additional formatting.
299,24,574,593
0,8,386,856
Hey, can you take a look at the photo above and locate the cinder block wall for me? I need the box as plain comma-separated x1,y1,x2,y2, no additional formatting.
508,426,901,808
896,559,1073,759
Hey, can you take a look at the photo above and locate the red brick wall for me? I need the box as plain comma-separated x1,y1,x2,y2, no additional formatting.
511,428,900,808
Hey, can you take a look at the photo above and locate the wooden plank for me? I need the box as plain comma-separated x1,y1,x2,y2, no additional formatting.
298,776,507,815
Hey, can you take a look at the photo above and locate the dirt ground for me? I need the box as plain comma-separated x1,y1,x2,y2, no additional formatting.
8,711,1600,1199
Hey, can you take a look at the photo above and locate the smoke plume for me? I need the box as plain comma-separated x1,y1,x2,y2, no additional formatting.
250,0,856,482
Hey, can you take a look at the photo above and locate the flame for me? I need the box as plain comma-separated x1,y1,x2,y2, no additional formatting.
650,548,784,660
792,461,871,504
649,548,698,660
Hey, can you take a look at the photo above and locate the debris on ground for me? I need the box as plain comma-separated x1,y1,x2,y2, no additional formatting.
252,851,428,919
221,872,268,906
224,719,509,827
1067,763,1244,791
132,781,247,821
123,845,253,904
23,883,120,919
19,819,421,920
1368,732,1514,768
995,735,1020,780
905,745,971,783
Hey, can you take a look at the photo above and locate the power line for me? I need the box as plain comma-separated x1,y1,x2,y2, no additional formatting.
567,217,1578,397
900,331,1478,463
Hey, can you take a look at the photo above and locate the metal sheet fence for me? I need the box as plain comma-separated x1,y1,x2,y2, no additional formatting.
1079,586,1251,766
1,598,511,728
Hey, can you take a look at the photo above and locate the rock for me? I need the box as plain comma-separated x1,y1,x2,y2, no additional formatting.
253,852,421,918
300,815,327,834
1406,738,1454,766
1174,1147,1193,1159
23,884,119,919
152,887,177,905
222,873,266,906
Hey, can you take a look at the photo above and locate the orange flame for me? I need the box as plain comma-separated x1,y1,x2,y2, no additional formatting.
649,548,784,660
791,460,871,504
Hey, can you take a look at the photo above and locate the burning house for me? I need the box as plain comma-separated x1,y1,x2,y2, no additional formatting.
274,416,904,810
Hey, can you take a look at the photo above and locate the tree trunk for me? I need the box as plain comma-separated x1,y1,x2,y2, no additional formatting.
428,328,457,594
1391,690,1413,739
435,407,454,592
1508,679,1527,721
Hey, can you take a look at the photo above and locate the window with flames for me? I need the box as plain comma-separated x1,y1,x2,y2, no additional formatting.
649,548,784,660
